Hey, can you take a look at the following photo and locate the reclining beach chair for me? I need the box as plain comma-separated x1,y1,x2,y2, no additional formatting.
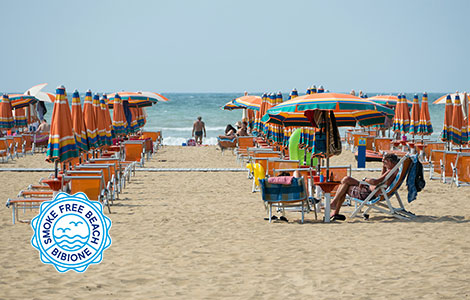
259,177,310,223
75,164,117,203
123,140,145,167
374,138,392,152
429,149,445,181
217,136,237,154
5,136,18,159
0,138,11,162
236,136,255,164
347,155,415,220
442,151,458,184
451,152,470,187
62,171,110,213
6,198,50,224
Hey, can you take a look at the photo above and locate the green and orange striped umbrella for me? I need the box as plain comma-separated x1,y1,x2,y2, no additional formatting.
0,94,15,130
107,91,168,108
14,107,28,128
71,90,89,152
232,95,262,111
441,94,453,143
46,86,79,163
93,93,107,146
417,92,433,136
9,94,38,109
82,90,100,149
408,94,421,136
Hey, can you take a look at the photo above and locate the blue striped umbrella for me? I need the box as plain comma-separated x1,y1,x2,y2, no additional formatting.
288,88,298,100
417,92,433,136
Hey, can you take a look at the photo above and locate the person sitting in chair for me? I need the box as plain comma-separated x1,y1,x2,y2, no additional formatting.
330,153,399,221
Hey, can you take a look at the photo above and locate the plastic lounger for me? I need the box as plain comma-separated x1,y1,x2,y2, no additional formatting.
6,198,50,224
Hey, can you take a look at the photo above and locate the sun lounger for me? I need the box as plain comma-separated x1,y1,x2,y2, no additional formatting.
347,155,415,220
217,136,237,154
451,152,470,187
123,140,145,167
6,198,50,224
259,177,310,223
0,138,11,162
62,172,110,213
75,163,117,202
429,149,445,181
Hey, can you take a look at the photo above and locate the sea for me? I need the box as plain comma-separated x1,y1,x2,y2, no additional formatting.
39,92,449,145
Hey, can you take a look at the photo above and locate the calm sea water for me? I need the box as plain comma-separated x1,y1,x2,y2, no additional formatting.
40,92,448,145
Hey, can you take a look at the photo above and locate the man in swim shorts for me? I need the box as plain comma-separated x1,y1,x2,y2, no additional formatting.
329,153,399,220
192,116,206,145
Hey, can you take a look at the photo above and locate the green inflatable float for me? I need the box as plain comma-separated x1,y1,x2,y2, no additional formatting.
288,128,318,166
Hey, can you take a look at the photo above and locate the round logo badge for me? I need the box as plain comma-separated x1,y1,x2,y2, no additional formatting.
31,192,112,273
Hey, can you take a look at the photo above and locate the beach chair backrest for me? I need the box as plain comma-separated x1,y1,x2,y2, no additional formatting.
22,134,33,151
380,156,412,201
63,175,104,201
443,151,458,177
425,142,445,160
252,157,270,176
456,153,470,184
253,151,281,159
268,160,299,177
237,136,255,150
124,141,144,162
0,138,8,155
259,177,307,203
141,131,159,142
76,164,112,184
320,165,352,182
430,150,445,173
13,136,23,147
374,138,392,152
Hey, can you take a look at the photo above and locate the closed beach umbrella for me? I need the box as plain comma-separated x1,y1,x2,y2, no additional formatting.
392,94,410,135
46,86,79,164
100,94,114,144
129,107,140,133
71,90,89,152
441,94,453,143
276,92,283,105
417,92,433,136
136,107,146,128
112,93,128,136
0,94,15,130
409,94,421,136
288,88,298,100
83,90,100,149
14,107,28,128
254,92,269,133
93,93,106,146
449,94,467,145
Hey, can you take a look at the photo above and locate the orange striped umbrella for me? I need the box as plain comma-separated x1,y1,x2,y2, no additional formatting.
136,107,146,128
93,93,107,146
82,90,100,149
112,93,128,136
129,107,139,133
100,94,113,145
441,94,453,142
417,92,433,136
14,107,27,128
71,90,89,152
449,94,467,145
0,94,15,130
392,94,410,134
408,94,420,136
46,86,79,163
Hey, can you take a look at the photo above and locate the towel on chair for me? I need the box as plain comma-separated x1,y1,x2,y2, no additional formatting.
268,176,294,185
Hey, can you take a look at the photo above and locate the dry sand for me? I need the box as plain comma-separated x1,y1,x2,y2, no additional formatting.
0,146,469,299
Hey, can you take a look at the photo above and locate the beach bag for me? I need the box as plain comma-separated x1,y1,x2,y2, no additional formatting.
187,138,197,146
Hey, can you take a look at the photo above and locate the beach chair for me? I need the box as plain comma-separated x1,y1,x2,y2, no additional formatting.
429,150,445,181
89,157,134,191
217,136,237,154
21,133,35,154
0,138,11,162
142,131,162,150
267,159,300,177
236,136,255,163
13,135,25,157
374,138,393,152
123,140,145,167
442,151,458,184
423,142,445,162
318,165,352,198
347,155,415,220
62,172,111,213
451,153,470,187
5,136,18,159
75,164,117,202
259,177,310,223
351,133,369,151
6,198,50,224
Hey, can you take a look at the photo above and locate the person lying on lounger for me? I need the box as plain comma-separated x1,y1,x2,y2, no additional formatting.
329,153,399,221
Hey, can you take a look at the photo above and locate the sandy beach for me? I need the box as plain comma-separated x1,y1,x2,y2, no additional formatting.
0,146,469,299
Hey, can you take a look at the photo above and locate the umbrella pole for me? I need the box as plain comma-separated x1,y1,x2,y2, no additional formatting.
326,111,330,181
54,160,59,178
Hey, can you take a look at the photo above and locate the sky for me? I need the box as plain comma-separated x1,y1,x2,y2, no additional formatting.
1,0,469,94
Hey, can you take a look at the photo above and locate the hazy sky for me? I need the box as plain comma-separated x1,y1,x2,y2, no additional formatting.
1,0,469,93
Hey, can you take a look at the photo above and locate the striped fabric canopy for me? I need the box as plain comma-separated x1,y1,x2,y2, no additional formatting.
108,91,168,108
368,95,412,108
417,92,433,136
441,95,453,142
100,94,114,144
232,95,262,111
71,90,89,152
8,94,38,109
14,108,27,127
46,87,79,163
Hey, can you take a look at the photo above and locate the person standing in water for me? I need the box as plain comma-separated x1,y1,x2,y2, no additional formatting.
192,116,206,145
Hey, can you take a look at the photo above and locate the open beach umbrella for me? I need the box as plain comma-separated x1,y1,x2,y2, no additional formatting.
266,92,394,117
232,95,262,111
71,90,89,152
433,92,466,104
93,93,107,146
417,92,433,136
13,107,28,128
8,94,38,109
24,83,55,103
449,94,467,145
288,88,298,100
408,94,421,137
100,94,114,144
46,86,79,165
0,94,15,130
222,100,239,110
440,94,453,143
392,94,410,134
112,93,128,136
82,90,100,149
108,91,167,108
368,95,412,108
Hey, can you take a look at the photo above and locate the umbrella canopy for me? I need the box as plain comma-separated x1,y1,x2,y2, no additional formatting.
449,94,467,145
440,94,454,142
93,93,107,146
288,88,298,100
408,94,421,136
368,95,412,108
100,94,114,144
24,83,56,103
392,94,411,134
417,92,433,136
8,94,38,109
46,86,79,163
222,100,240,110
71,90,89,152
112,93,128,136
253,92,269,133
0,94,15,130
266,92,394,117
433,92,467,104
107,91,166,108
232,95,262,111
82,90,100,149
14,107,27,127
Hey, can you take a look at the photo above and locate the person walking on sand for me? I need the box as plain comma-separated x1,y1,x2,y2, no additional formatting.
192,116,206,145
